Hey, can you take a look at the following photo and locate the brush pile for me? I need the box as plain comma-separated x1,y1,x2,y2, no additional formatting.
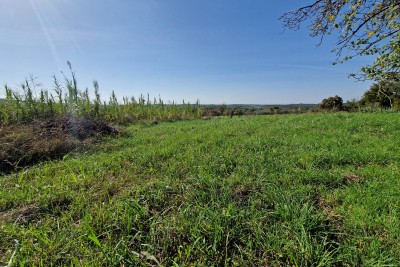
0,116,119,174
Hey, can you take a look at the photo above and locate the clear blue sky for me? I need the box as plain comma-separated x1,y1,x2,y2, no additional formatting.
1,0,372,104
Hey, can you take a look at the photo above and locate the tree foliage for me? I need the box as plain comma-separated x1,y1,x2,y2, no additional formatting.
319,95,344,110
360,80,400,107
281,0,400,81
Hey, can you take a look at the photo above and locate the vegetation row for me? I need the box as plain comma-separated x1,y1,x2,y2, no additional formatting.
0,64,204,126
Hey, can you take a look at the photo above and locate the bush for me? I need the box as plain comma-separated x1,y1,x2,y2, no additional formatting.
319,95,344,111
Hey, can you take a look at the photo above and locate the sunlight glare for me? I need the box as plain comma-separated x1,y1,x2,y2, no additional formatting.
29,0,61,67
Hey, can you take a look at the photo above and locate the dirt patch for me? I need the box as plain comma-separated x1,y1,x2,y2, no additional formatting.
232,186,254,204
315,193,344,234
343,173,363,185
1,197,72,225
318,198,342,220
1,204,42,224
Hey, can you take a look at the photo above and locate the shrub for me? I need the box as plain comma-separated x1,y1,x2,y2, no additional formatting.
319,95,344,111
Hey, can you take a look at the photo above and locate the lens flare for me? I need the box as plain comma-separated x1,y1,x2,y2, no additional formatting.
28,0,86,69
29,0,61,67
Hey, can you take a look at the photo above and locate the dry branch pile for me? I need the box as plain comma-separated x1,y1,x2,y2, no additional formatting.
0,116,119,173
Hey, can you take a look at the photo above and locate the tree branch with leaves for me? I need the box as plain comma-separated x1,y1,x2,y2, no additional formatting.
281,0,400,81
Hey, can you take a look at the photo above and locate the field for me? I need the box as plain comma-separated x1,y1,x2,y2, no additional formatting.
1,113,399,266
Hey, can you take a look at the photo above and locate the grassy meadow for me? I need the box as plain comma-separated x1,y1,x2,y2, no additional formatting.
1,113,400,266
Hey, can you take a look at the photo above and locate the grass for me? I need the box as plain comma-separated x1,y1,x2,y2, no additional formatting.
1,112,399,266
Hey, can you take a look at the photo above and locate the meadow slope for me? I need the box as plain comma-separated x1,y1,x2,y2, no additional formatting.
1,113,400,266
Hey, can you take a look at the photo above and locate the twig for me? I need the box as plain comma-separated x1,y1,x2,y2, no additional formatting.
5,240,19,267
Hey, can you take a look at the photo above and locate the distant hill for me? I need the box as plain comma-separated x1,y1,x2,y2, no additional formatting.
203,104,316,109
203,103,316,115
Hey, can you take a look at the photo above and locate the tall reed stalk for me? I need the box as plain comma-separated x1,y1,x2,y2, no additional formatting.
0,65,205,125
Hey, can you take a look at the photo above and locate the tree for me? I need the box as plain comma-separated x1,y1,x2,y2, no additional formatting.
270,106,280,114
360,80,400,107
218,104,227,116
319,95,344,110
281,0,400,81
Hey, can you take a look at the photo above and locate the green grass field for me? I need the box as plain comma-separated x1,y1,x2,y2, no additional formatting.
1,113,399,266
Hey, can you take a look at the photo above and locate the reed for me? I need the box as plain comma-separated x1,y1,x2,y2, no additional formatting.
0,65,205,126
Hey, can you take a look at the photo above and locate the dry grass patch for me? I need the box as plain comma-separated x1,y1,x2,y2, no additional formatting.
0,204,41,224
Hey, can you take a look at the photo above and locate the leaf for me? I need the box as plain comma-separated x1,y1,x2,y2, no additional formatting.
88,231,102,248
140,251,161,266
368,30,376,37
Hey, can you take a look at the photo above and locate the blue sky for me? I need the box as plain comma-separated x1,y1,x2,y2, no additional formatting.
1,0,372,104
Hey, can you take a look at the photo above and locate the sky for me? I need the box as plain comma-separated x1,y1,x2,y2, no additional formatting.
0,0,373,104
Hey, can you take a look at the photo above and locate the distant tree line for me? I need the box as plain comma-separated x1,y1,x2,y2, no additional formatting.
203,104,315,117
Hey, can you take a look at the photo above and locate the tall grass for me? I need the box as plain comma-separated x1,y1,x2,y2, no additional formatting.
0,64,205,125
